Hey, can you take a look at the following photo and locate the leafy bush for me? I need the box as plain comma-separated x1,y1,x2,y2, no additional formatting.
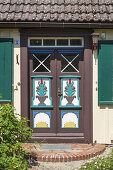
0,104,33,170
80,149,113,170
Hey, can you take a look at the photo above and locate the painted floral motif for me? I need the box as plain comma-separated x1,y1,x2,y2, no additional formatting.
64,79,76,105
36,79,48,105
36,79,47,97
64,79,76,97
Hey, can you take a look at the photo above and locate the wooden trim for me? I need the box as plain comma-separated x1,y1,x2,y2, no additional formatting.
20,33,28,119
30,137,85,143
1,22,113,28
20,28,93,143
33,133,84,137
83,34,93,143
20,28,93,37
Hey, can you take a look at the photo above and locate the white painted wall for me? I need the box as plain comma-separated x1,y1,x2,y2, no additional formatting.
93,29,113,144
0,29,21,115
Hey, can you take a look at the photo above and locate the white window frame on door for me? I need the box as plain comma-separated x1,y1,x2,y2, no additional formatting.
28,37,84,48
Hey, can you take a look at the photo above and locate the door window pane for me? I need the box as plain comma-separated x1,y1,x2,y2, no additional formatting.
30,39,42,46
57,39,68,46
33,54,51,72
70,39,82,46
43,39,55,46
61,53,80,72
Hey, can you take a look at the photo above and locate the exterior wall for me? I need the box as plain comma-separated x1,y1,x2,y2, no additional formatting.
93,29,113,144
2,28,113,144
0,29,20,115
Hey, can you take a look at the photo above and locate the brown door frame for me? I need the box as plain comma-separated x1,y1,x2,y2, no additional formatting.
20,28,93,143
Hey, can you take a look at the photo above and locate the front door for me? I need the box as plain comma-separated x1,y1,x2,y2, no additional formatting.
29,48,85,142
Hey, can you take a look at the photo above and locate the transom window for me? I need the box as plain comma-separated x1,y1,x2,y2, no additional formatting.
28,37,84,47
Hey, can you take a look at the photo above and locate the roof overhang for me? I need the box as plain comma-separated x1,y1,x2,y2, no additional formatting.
0,22,113,29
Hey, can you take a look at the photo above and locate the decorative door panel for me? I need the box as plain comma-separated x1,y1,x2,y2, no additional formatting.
33,111,51,128
59,76,81,108
31,76,53,108
61,111,79,128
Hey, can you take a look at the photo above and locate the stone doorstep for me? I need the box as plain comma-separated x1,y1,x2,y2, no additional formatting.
23,144,105,162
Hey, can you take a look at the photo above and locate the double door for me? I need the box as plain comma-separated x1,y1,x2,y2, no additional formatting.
29,49,84,140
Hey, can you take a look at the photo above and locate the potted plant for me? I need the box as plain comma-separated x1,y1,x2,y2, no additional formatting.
36,79,48,105
64,79,76,105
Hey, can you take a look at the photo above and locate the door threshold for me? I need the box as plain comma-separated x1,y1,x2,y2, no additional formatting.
33,133,84,137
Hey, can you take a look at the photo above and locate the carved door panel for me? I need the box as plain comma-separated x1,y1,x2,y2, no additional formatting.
29,49,84,139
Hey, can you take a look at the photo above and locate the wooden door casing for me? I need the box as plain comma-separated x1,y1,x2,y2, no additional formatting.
28,49,84,138
20,28,93,143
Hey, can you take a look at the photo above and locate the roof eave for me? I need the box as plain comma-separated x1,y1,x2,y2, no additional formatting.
0,22,113,29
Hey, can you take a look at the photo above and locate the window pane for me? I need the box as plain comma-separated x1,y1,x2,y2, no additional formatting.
43,39,55,46
70,39,82,46
30,39,42,46
33,54,50,72
57,39,68,46
61,54,79,72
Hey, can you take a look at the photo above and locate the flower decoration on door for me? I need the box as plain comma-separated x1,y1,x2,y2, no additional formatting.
36,79,48,105
64,79,76,105
31,76,53,108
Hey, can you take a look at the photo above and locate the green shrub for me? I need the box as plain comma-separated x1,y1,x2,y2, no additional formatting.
80,149,113,170
0,104,33,170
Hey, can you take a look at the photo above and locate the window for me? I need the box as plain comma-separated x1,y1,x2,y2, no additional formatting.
61,53,79,72
57,39,68,46
28,37,84,47
33,53,51,72
30,39,42,46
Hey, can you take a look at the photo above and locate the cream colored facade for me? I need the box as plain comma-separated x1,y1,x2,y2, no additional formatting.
93,29,113,144
1,28,113,144
0,29,20,115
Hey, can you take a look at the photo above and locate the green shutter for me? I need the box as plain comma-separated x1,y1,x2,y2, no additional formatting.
98,40,113,105
0,39,13,102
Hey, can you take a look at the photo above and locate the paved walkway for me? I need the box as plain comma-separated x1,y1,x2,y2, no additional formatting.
23,143,105,163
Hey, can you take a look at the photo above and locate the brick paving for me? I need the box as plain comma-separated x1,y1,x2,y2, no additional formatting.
22,143,105,163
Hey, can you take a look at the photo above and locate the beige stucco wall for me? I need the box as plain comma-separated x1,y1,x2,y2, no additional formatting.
0,29,20,115
93,29,113,144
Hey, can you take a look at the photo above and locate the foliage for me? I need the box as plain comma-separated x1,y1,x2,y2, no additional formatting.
79,149,113,170
64,79,76,97
0,93,2,98
0,143,29,170
0,104,33,170
0,104,32,144
36,79,47,97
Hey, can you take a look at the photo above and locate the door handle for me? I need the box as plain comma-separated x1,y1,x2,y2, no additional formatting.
58,88,62,97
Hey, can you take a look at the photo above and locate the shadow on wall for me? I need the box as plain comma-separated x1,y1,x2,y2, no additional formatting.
99,105,113,109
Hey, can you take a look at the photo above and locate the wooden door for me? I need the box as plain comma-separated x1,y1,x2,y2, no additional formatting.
29,48,84,141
